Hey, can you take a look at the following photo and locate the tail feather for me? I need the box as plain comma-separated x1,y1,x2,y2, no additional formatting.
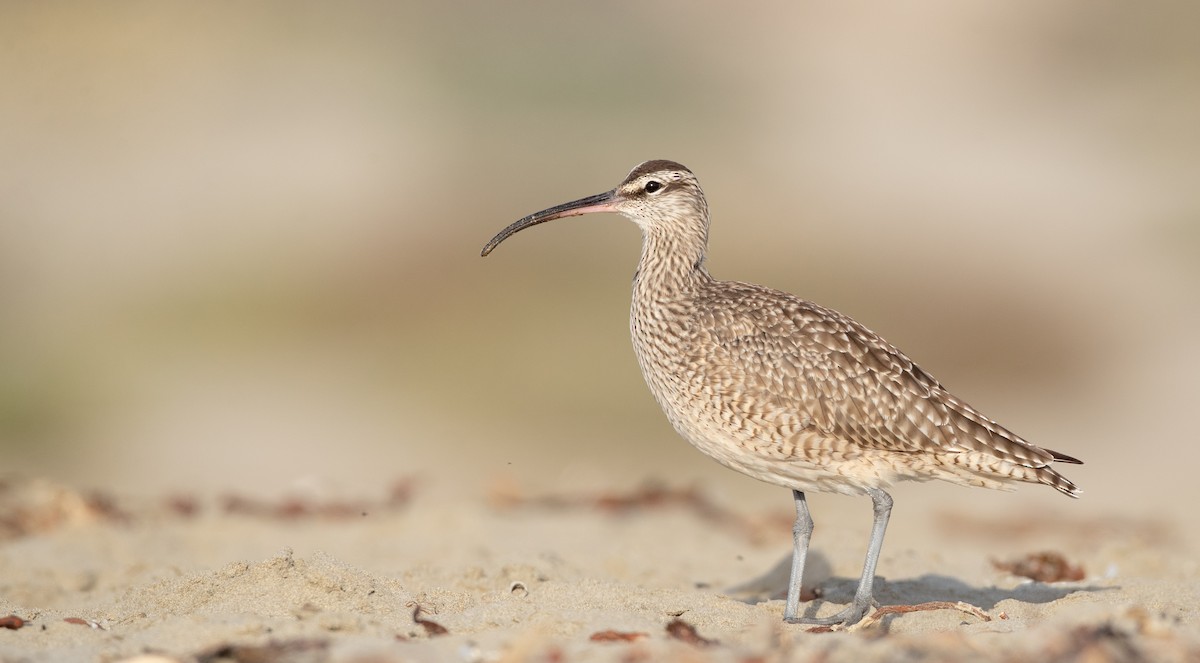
1036,462,1081,498
1047,448,1084,465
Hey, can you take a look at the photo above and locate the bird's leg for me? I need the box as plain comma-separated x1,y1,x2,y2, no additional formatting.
843,488,893,620
786,488,893,627
783,490,814,622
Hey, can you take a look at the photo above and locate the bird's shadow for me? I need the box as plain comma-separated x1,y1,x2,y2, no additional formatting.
726,551,1112,618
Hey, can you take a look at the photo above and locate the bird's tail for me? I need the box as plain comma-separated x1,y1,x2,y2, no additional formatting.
1033,463,1081,498
1035,447,1083,497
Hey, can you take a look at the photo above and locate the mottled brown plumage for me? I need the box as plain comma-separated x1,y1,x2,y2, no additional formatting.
482,160,1081,627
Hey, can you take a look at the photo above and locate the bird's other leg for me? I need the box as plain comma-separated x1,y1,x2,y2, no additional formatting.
787,488,893,627
845,488,893,620
783,490,814,622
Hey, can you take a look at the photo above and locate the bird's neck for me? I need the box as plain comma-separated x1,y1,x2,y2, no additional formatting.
634,226,712,300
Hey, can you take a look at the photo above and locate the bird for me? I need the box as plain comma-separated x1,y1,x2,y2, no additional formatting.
480,160,1081,627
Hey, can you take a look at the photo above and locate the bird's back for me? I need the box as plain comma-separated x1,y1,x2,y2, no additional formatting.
631,278,1080,497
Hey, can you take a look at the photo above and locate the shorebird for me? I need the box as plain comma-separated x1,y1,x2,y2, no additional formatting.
480,160,1081,627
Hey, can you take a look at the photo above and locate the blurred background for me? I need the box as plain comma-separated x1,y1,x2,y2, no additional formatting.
1,2,1197,536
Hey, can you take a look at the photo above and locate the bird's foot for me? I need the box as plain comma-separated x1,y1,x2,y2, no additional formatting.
784,598,874,629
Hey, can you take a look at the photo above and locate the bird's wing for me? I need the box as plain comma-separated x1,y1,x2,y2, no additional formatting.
695,282,1060,467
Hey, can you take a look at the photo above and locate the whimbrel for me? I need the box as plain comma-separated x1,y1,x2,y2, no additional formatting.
481,160,1081,627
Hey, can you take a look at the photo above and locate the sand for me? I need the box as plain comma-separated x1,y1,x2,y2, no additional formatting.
0,476,1196,663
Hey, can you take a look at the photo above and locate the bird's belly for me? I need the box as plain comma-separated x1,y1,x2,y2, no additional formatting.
649,386,913,496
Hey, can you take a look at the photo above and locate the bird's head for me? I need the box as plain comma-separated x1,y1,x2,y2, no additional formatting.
481,160,709,257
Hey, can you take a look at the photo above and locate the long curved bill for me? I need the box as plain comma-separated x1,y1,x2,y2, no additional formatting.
481,190,618,257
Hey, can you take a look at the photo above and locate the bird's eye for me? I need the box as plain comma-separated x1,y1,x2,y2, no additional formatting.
644,180,663,194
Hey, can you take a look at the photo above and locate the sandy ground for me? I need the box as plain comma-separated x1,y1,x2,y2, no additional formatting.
0,475,1196,663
